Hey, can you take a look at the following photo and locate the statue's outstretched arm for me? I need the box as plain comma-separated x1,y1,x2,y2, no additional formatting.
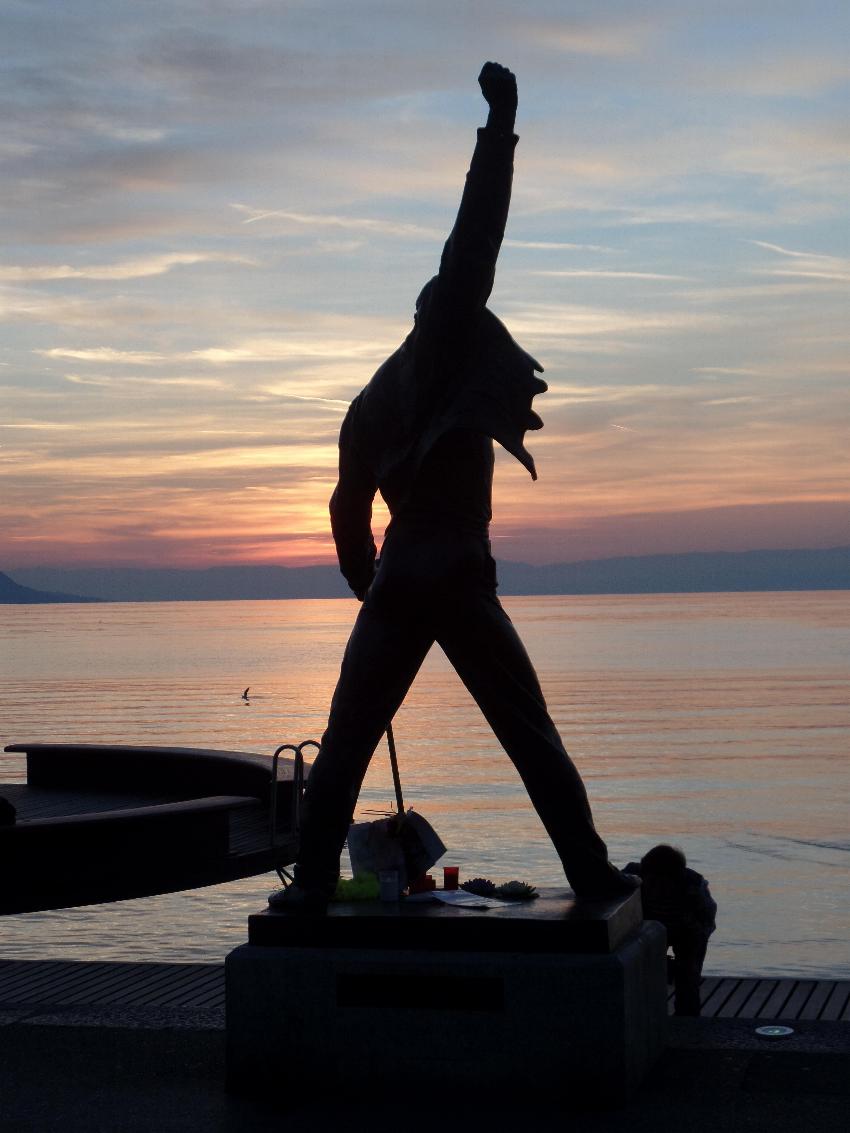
418,63,518,341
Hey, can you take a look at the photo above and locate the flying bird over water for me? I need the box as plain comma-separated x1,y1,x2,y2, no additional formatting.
242,687,250,701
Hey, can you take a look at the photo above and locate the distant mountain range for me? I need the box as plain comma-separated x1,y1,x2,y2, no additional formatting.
5,545,849,603
0,570,102,604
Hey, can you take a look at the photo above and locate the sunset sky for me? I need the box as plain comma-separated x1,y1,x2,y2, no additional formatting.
2,1,848,570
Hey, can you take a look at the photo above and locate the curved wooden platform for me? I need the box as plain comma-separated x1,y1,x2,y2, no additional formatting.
0,742,313,915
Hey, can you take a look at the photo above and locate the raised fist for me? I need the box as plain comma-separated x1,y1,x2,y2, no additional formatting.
478,62,518,116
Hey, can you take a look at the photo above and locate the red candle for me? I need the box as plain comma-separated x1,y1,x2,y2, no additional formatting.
443,866,459,890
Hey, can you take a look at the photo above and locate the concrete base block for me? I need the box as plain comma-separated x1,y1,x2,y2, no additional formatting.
226,919,667,1104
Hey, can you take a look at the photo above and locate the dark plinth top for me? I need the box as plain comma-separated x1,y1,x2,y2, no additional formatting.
248,887,642,955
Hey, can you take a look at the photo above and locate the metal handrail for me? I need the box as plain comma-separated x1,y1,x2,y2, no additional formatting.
269,744,298,852
292,740,319,839
269,740,320,885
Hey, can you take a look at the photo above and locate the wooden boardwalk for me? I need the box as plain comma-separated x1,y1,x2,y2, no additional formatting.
0,959,225,1013
0,960,847,1021
695,974,850,1021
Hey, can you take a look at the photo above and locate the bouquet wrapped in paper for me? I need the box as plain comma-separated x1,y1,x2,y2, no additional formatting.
347,810,445,890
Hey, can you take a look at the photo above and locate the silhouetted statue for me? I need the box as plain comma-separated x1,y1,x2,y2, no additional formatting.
272,63,638,911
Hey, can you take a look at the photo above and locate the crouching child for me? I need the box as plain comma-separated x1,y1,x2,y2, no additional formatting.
625,844,717,1016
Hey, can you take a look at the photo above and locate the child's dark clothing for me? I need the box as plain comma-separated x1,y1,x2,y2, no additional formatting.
625,860,717,1016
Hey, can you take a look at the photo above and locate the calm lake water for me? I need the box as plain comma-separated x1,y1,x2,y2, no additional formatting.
1,592,848,977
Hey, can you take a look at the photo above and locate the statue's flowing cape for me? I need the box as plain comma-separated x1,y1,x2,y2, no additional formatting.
348,305,547,513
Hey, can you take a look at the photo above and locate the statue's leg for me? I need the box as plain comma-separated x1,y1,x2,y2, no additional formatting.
294,593,433,894
437,589,626,896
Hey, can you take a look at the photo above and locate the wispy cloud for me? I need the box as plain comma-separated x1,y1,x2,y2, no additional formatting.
700,396,759,406
38,330,391,368
37,348,167,365
62,373,228,390
232,203,441,241
531,270,693,281
516,15,657,58
265,392,351,408
503,302,719,341
189,338,385,364
505,240,615,253
0,252,254,282
749,240,850,283
690,367,772,377
750,240,839,260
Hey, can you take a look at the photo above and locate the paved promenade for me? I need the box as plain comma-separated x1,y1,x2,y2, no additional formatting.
0,967,847,1132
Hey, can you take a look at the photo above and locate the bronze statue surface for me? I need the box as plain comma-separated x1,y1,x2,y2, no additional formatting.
273,64,638,912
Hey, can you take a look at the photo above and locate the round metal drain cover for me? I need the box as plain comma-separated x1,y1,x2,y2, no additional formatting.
754,1025,794,1039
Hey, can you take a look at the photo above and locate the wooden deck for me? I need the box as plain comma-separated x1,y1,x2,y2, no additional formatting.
1,783,191,821
695,974,850,1021
0,740,307,914
0,782,297,916
0,959,225,1014
1,777,292,860
1,780,285,859
0,960,846,1022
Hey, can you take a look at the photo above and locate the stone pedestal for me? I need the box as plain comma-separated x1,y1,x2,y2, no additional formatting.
226,889,667,1106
